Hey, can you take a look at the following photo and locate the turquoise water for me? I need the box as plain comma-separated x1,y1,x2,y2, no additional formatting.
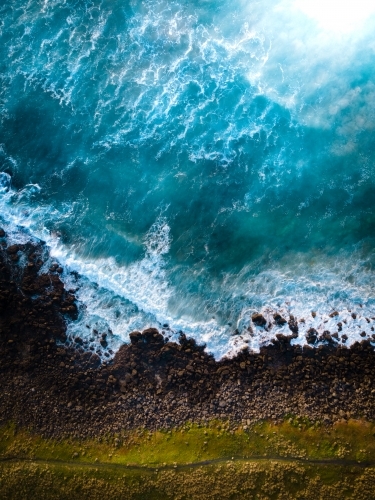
1,0,375,357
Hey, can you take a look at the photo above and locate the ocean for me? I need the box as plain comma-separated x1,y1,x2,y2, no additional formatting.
1,0,375,358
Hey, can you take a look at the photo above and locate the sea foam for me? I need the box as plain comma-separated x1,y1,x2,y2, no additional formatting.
1,173,375,359
1,0,375,359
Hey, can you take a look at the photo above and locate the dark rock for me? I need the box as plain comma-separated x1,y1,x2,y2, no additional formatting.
0,228,5,237
2,230,375,439
288,317,298,334
319,330,335,344
129,331,142,344
142,328,164,344
329,311,339,318
273,313,287,326
6,244,19,254
252,313,266,327
306,328,318,344
275,333,295,343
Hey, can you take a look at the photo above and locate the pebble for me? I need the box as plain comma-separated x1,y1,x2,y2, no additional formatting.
1,235,375,440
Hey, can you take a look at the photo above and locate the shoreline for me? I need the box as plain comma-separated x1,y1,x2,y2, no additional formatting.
1,228,375,438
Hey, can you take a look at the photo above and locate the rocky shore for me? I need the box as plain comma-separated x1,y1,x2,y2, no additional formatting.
1,228,375,439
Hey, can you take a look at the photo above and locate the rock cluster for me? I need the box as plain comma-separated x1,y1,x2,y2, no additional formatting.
1,229,375,438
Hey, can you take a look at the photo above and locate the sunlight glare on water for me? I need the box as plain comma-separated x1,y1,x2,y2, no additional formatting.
1,0,375,358
295,0,375,33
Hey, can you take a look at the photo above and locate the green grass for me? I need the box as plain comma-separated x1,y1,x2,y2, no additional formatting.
1,420,375,499
1,418,375,467
1,458,374,499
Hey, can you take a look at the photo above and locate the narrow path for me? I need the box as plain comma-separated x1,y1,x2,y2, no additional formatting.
1,454,374,471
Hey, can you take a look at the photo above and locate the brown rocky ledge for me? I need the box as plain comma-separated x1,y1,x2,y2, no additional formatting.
1,228,375,439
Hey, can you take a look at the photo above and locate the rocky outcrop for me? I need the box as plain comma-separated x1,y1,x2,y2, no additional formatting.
1,228,375,439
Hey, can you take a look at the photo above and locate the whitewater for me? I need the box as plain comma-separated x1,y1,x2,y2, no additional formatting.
1,0,375,358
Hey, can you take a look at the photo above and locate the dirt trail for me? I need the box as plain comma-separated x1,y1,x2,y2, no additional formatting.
1,454,374,471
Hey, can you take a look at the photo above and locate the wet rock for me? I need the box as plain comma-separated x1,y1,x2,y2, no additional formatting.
6,244,19,254
319,330,336,344
329,311,339,318
129,331,142,344
275,333,296,343
2,232,375,439
288,316,298,334
0,228,5,237
306,328,318,344
252,313,266,327
273,313,287,326
142,328,164,344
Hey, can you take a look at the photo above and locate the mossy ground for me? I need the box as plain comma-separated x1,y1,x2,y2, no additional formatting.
1,418,375,465
1,419,375,499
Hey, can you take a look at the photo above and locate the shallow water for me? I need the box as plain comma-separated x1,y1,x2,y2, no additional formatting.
1,0,375,357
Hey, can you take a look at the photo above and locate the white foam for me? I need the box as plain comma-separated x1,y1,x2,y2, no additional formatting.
1,176,375,358
1,0,375,358
4,0,375,164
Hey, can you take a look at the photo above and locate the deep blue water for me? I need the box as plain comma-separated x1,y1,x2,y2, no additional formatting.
1,0,375,357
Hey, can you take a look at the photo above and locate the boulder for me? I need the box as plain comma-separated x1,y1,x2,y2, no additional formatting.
288,316,298,334
129,331,142,344
252,313,266,327
273,313,287,326
6,244,19,254
306,328,318,344
142,328,164,344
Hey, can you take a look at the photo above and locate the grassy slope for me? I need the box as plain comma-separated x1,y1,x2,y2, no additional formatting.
1,419,375,499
